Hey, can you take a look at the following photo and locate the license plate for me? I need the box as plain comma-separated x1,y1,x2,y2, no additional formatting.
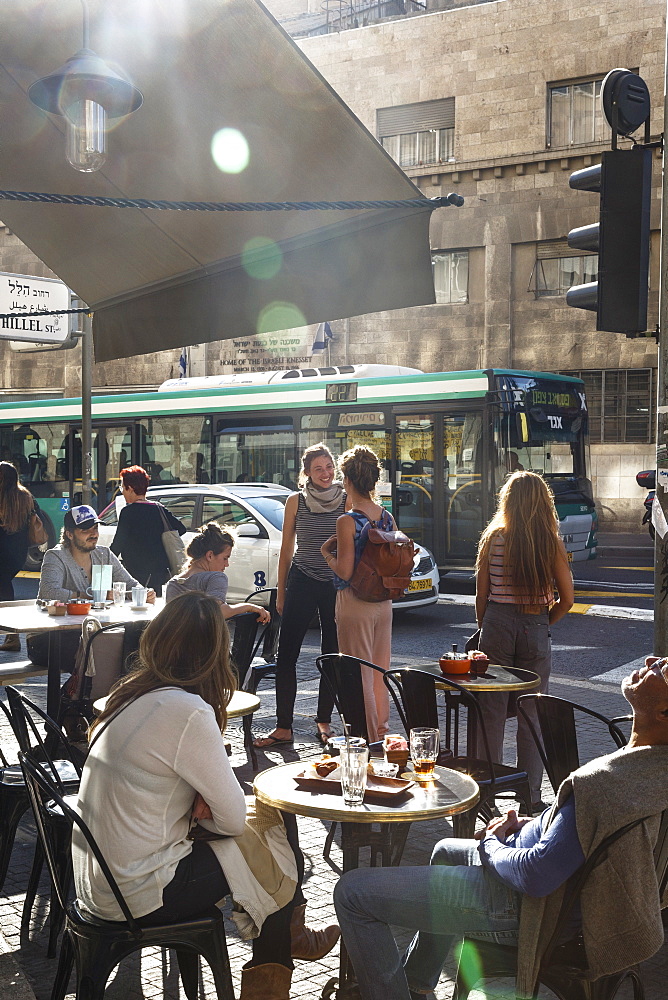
567,551,573,562
408,579,432,592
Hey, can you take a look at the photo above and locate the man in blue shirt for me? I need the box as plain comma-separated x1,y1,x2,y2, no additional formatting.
333,658,668,1000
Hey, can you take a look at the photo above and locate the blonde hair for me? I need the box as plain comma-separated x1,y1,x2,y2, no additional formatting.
476,471,560,605
0,462,33,534
339,446,380,497
90,592,236,736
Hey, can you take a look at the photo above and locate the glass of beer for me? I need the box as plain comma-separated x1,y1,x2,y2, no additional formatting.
409,727,439,780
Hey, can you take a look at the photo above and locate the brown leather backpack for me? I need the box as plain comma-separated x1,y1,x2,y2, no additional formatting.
349,509,416,603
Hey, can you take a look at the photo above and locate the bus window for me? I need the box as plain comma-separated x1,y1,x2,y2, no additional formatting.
216,418,297,488
299,412,391,490
138,416,212,486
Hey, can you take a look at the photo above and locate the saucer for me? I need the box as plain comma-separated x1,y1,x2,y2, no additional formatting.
130,604,148,612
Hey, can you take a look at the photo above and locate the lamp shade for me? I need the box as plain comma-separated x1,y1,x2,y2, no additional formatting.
28,47,143,119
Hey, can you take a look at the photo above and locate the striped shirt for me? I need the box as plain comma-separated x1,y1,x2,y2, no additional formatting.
488,532,553,606
292,492,347,582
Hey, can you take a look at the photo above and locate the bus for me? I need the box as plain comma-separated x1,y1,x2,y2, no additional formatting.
0,365,597,571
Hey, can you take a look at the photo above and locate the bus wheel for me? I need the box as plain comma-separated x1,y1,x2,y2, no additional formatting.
24,511,56,571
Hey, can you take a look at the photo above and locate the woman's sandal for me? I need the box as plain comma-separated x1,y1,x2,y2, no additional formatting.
252,732,294,748
316,728,337,746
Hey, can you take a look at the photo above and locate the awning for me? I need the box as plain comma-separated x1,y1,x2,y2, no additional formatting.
0,0,437,362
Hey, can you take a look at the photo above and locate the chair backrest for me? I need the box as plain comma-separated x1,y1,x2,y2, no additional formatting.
229,612,262,684
316,654,369,741
516,694,628,794
4,686,82,790
244,589,281,663
18,751,142,937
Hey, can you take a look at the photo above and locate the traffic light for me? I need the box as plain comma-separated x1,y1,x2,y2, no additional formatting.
566,145,652,337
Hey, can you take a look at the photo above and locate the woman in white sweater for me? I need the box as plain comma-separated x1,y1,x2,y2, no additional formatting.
72,591,338,1000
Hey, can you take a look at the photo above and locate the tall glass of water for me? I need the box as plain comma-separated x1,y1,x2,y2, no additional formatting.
410,727,440,781
339,746,368,806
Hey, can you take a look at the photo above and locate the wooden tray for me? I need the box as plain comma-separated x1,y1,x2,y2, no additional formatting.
294,770,415,803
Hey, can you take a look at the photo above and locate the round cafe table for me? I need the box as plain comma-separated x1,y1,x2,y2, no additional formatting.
254,760,479,1000
93,688,260,719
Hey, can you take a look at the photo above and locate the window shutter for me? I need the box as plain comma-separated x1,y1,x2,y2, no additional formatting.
377,98,455,137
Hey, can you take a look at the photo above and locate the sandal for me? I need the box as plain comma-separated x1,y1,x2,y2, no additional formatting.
316,727,337,746
253,732,294,748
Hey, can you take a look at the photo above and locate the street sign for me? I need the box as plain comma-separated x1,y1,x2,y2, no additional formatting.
0,272,71,344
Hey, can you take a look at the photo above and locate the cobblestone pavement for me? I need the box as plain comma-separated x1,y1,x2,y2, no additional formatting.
0,629,665,1000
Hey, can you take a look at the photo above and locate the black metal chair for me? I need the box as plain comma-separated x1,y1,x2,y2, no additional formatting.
19,752,235,1000
4,686,82,957
453,809,668,999
384,668,532,837
516,694,628,794
229,590,280,770
315,654,409,870
0,700,32,893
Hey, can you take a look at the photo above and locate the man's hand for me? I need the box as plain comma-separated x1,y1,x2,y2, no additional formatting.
146,588,156,604
192,793,213,821
474,808,531,842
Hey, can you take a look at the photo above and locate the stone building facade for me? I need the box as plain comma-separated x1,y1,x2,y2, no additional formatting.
0,0,663,529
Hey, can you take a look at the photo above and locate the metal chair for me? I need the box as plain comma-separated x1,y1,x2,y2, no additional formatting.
229,590,280,770
4,686,82,957
316,654,409,870
516,694,629,794
453,810,668,999
0,700,32,893
19,752,235,1000
384,668,532,837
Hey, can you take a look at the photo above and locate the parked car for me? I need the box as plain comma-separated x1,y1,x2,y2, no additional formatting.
98,483,440,609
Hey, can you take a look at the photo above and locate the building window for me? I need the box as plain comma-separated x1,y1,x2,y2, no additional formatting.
377,98,455,168
548,78,607,147
561,369,654,444
432,251,468,303
535,255,598,296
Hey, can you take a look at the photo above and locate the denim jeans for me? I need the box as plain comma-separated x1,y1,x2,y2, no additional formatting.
275,564,337,730
333,837,520,1000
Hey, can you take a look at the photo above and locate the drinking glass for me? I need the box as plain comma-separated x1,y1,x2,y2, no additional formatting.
409,727,439,780
131,586,148,608
339,746,368,806
112,582,126,606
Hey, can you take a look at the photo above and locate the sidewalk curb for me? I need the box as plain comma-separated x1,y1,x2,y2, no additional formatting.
0,932,37,1000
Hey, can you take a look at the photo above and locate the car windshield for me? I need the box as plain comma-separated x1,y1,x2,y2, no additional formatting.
246,494,290,530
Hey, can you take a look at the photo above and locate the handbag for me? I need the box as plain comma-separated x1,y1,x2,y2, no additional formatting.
27,508,48,546
464,628,481,653
156,503,186,575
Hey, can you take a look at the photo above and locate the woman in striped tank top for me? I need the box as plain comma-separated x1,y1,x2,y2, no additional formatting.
475,471,574,811
254,444,347,748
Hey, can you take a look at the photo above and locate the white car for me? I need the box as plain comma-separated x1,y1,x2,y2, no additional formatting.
98,483,440,609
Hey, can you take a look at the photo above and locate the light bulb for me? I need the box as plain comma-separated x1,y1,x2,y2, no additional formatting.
64,99,106,173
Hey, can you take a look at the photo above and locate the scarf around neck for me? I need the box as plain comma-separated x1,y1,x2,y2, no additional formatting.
301,480,344,514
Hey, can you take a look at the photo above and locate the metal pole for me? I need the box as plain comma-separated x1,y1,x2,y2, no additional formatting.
81,312,93,508
653,8,668,655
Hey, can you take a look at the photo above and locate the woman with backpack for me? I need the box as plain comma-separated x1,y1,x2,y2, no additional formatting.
321,446,395,744
0,461,42,650
475,470,574,812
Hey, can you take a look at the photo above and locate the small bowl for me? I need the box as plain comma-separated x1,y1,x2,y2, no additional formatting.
66,601,91,616
371,760,399,778
46,604,67,617
439,657,471,675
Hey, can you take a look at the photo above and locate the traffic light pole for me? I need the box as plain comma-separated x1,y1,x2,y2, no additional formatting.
653,30,668,655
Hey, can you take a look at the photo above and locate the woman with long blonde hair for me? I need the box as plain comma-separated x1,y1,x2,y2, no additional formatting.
475,471,574,811
76,592,338,1000
0,460,41,650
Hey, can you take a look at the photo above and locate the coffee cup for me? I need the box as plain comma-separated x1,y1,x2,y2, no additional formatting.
131,586,148,608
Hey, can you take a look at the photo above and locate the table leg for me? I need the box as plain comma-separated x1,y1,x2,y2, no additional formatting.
321,821,409,1000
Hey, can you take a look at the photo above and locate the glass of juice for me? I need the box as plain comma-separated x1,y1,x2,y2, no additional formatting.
409,727,440,780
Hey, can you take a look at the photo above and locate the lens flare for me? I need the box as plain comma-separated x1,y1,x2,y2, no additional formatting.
257,302,306,336
211,128,249,174
242,238,283,280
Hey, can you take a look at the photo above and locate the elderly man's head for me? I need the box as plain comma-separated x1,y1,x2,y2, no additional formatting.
622,657,668,746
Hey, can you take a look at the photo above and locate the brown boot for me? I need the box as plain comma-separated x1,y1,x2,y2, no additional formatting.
240,963,291,1000
0,634,20,652
290,903,341,961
